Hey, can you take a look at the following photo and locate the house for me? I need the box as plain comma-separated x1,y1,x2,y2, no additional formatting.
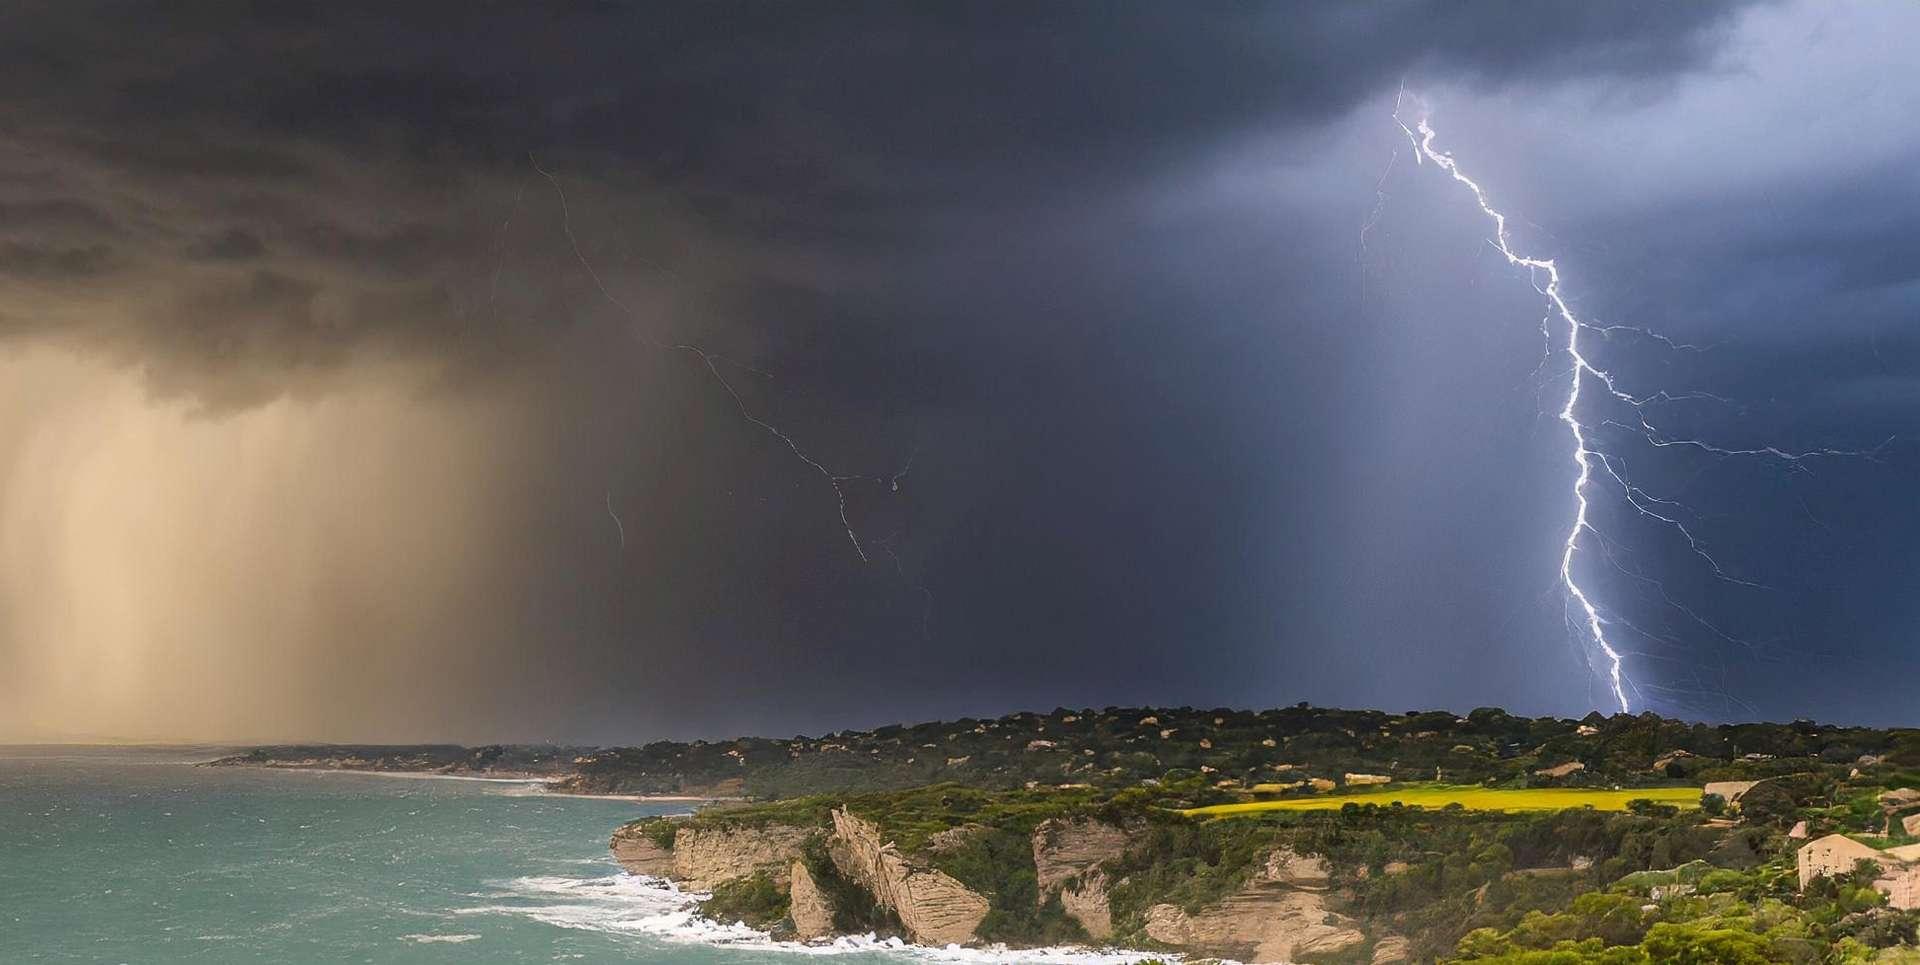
1797,834,1920,909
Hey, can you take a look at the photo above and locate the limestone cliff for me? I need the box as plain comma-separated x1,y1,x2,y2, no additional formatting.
608,823,677,878
1060,869,1114,939
609,821,811,891
1140,846,1363,963
1030,816,1134,938
1031,817,1133,894
828,808,990,946
787,860,837,941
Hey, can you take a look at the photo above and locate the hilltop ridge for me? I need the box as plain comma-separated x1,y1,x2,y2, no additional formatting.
208,703,1914,801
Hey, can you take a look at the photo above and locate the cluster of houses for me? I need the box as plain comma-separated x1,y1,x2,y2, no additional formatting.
1789,784,1920,910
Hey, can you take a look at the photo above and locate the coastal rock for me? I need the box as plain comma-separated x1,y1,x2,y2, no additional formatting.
672,825,812,891
788,860,836,941
609,820,810,891
829,808,989,946
609,823,678,878
1031,817,1133,895
1143,885,1363,963
1060,870,1114,939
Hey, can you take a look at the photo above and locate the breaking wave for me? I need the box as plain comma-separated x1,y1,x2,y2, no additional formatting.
455,872,1175,963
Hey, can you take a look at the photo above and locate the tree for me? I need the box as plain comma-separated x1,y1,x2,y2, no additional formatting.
1639,921,1772,964
1733,782,1795,828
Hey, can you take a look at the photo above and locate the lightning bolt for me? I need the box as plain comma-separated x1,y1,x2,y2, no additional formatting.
1391,102,1627,711
530,157,900,563
1389,96,1891,714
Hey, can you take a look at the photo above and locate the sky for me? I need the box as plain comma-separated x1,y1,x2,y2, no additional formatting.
1,1,1916,743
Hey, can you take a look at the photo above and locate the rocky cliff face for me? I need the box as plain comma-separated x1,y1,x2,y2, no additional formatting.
1030,817,1133,894
609,822,811,891
1144,887,1363,963
1030,816,1134,939
1141,846,1363,963
787,860,836,941
828,808,990,946
1060,869,1114,939
609,824,677,878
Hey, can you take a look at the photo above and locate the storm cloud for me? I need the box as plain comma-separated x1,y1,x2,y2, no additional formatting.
1,0,1913,743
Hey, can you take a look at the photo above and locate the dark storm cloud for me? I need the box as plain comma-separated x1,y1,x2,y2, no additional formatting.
0,199,117,233
24,0,1916,745
185,228,267,262
0,0,1761,406
0,242,115,280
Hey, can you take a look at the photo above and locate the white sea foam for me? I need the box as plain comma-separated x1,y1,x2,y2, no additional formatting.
400,933,483,944
456,872,1177,963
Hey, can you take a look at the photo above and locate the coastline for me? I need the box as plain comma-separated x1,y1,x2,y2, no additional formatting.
482,871,1171,965
208,763,739,803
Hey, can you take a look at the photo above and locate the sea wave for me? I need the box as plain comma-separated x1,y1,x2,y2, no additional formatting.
456,872,1177,963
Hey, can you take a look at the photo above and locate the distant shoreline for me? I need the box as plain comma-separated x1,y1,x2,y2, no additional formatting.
210,763,736,803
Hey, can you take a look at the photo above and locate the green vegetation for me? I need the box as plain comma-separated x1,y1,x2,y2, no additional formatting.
1446,855,1909,962
234,706,1920,959
223,704,1920,805
1184,784,1704,817
602,707,1920,961
700,871,789,929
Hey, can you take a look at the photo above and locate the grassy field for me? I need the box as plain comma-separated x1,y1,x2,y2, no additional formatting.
1183,783,1702,817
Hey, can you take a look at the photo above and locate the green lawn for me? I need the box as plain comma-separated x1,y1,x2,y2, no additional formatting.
1183,783,1702,817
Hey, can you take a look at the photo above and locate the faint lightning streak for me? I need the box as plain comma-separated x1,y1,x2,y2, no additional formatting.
531,156,878,561
1592,451,1765,588
602,494,625,548
1359,148,1398,253
605,491,626,549
687,349,871,562
1398,105,1629,712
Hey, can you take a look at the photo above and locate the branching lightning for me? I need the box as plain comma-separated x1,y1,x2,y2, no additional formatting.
1389,95,1886,714
530,157,908,564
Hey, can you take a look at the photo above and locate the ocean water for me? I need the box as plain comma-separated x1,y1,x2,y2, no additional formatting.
0,748,1155,964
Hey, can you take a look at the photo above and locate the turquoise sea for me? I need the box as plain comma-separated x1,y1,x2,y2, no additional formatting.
0,748,1150,964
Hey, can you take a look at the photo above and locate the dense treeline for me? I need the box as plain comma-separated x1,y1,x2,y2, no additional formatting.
551,704,1914,799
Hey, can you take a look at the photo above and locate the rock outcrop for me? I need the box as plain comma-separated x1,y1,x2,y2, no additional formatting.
1141,847,1362,963
1032,818,1133,894
829,808,990,945
609,821,811,891
609,823,678,878
1143,887,1364,963
1372,934,1413,963
788,860,836,941
1030,817,1135,939
673,825,812,891
1061,870,1115,939
1259,847,1332,887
